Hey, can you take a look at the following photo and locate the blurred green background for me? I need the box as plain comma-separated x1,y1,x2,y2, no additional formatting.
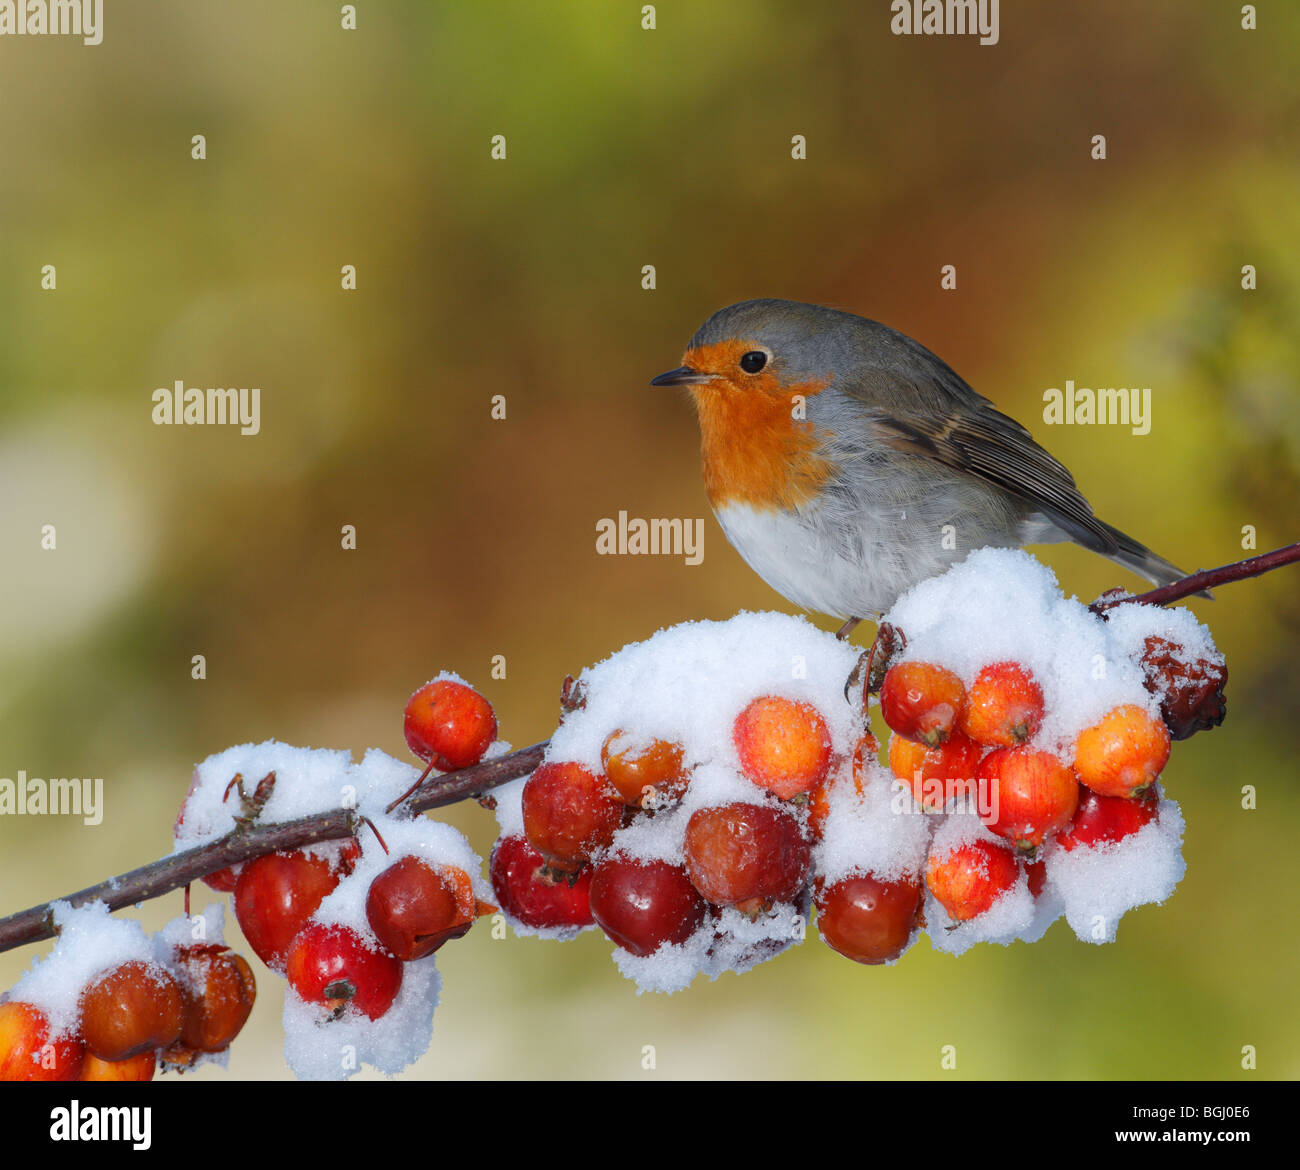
2,1,1298,1080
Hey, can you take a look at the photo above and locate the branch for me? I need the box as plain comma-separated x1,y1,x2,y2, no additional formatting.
1090,541,1300,614
4,546,1294,957
0,740,550,955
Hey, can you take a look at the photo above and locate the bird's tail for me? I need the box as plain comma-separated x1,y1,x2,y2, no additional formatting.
1095,519,1211,600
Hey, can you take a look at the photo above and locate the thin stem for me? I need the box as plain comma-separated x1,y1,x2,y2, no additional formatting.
1090,541,1300,614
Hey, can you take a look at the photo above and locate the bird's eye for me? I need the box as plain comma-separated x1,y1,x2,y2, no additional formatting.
739,351,767,374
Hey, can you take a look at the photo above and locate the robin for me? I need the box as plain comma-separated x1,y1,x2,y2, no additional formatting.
652,298,1196,637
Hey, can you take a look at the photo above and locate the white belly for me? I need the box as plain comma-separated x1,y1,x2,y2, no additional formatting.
713,501,928,620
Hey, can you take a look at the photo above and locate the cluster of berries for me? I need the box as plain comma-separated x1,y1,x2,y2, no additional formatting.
199,680,499,1029
1,676,501,1082
492,696,839,960
488,555,1224,983
876,656,1171,930
0,906,254,1081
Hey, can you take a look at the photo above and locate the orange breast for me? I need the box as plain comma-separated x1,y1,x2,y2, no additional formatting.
684,341,834,512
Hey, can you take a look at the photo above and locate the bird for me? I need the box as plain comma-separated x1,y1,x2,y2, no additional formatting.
651,298,1197,637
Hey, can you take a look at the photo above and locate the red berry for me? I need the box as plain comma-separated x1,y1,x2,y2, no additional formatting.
403,679,497,771
366,857,479,961
234,850,342,971
286,924,403,1021
600,730,689,808
173,944,257,1053
0,1002,84,1081
1057,785,1159,852
880,662,967,747
79,960,185,1062
1074,705,1170,798
81,1051,156,1081
814,873,922,964
925,839,1019,921
732,696,833,800
521,762,622,868
959,662,1045,747
489,835,594,930
682,802,811,908
889,731,984,811
589,857,707,956
977,747,1079,853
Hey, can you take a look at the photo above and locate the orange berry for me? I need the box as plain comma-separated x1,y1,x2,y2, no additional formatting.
889,731,983,811
0,1002,84,1081
732,695,832,799
959,662,1044,746
1073,705,1170,798
977,747,1078,852
879,662,966,748
600,730,689,807
79,960,185,1062
925,839,1019,921
81,1051,156,1081
174,944,257,1053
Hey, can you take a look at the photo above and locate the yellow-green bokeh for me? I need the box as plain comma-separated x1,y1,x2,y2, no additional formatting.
1,1,1297,1079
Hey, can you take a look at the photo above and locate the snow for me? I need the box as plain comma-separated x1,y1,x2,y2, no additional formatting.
170,732,494,1079
1043,793,1187,944
10,901,166,1040
518,549,1209,987
7,550,1215,1076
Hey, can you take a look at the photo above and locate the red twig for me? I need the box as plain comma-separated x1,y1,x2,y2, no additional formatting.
1090,542,1300,614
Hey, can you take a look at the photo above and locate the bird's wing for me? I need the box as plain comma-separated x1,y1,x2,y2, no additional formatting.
841,365,1123,556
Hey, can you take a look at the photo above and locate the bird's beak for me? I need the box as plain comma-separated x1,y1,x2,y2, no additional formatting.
650,365,714,387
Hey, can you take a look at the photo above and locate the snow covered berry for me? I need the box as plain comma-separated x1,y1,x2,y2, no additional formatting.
977,746,1079,853
78,960,185,1062
234,850,343,971
1073,705,1170,798
880,662,966,747
925,839,1019,921
403,678,497,771
732,695,833,799
0,1002,83,1081
600,730,689,808
814,873,922,965
489,834,594,930
959,662,1044,747
521,762,622,869
286,923,403,1021
682,802,810,908
366,857,480,960
590,856,707,956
